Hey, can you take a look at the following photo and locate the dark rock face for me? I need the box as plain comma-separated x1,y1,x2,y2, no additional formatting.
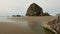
26,3,50,16
26,3,43,16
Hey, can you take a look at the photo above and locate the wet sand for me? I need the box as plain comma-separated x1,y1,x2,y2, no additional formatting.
0,16,56,34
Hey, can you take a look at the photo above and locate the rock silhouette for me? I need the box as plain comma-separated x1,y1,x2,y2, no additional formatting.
43,12,51,16
26,3,50,16
12,15,21,17
26,3,43,16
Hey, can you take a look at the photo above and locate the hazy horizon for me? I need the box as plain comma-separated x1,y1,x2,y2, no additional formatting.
0,0,60,16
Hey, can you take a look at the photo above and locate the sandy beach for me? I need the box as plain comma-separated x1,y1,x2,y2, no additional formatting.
0,16,57,34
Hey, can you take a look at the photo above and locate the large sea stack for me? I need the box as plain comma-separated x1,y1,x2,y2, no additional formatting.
26,3,43,16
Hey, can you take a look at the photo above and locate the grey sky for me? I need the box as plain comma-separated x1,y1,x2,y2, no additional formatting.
0,0,60,16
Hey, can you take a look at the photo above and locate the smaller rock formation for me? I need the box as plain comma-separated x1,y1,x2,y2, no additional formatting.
12,15,16,17
43,12,51,16
12,15,21,17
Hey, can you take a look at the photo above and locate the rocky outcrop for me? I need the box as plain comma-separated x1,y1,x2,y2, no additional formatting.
26,3,43,16
12,15,21,17
43,15,60,34
26,3,50,16
43,12,51,16
56,14,60,16
47,15,60,34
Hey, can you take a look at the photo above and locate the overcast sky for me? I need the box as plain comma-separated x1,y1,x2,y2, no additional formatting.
0,0,60,16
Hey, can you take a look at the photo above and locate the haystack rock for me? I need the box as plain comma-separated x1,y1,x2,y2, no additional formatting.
26,3,43,16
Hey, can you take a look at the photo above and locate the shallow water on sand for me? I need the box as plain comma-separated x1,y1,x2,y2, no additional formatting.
0,17,54,34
